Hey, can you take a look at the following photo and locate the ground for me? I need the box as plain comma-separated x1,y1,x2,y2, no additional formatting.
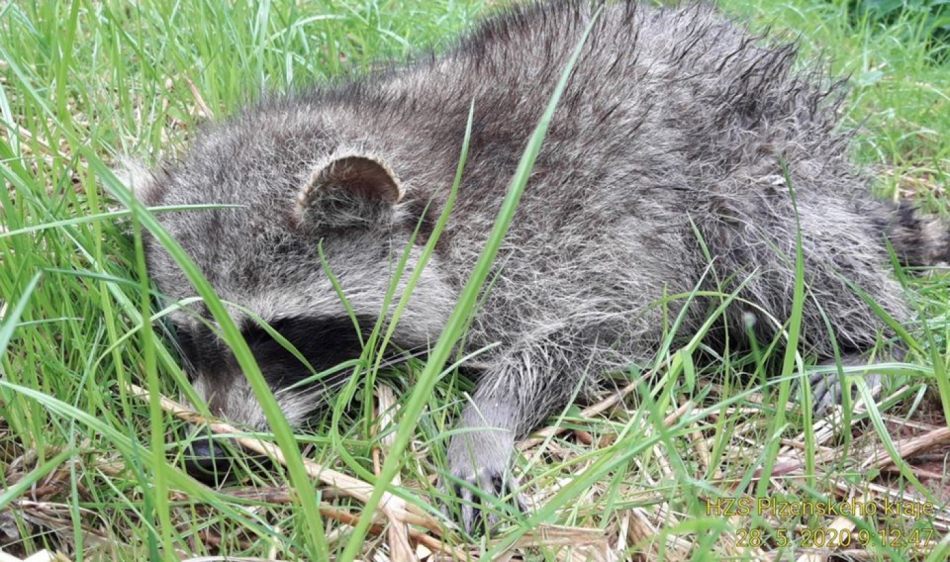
0,0,948,560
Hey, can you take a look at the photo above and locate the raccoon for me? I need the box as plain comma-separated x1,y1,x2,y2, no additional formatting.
133,0,949,533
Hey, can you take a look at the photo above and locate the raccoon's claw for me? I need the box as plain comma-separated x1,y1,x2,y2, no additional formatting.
807,370,883,415
442,428,526,535
441,465,526,535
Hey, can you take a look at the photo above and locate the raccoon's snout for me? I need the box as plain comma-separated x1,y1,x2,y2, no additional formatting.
183,433,235,484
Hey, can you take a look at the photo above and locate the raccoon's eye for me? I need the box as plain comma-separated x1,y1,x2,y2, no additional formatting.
242,315,374,387
170,323,201,371
170,321,222,375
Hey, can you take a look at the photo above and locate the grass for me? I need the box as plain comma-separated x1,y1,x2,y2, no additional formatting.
0,0,948,560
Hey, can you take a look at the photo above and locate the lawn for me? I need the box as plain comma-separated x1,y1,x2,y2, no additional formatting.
0,0,948,560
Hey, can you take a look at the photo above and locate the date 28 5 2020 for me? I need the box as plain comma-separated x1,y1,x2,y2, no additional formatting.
736,527,938,548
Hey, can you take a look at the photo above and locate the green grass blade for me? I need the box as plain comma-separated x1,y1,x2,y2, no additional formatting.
755,159,805,497
0,271,42,356
339,8,605,560
87,153,330,559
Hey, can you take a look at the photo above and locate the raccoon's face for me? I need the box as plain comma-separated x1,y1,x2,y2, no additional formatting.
131,138,455,430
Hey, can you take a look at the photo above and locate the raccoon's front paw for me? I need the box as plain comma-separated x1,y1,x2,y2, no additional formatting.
807,369,883,415
443,430,526,535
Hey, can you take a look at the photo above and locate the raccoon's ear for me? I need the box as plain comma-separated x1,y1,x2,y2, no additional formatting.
293,154,404,228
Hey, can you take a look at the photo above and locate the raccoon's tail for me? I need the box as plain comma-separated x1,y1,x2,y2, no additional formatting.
884,202,950,268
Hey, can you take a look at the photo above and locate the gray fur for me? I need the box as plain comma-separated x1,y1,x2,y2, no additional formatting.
139,0,948,532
